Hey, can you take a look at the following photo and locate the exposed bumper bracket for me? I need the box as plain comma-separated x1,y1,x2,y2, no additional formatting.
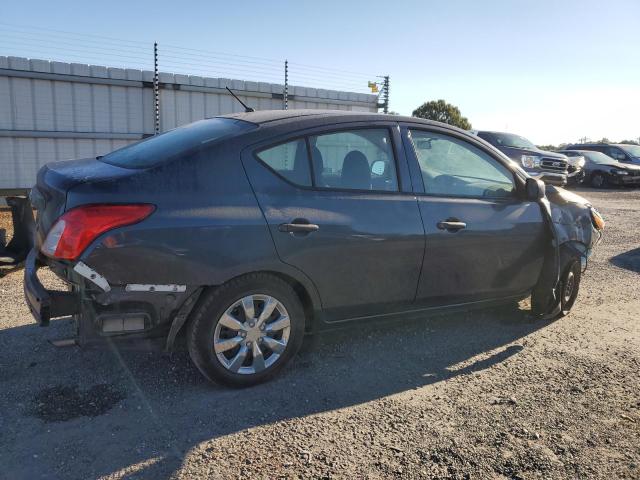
24,250,80,326
0,196,35,266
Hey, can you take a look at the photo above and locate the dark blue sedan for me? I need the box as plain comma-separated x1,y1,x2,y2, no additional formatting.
24,110,603,386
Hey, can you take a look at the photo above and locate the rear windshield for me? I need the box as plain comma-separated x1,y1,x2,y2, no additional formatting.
100,118,256,168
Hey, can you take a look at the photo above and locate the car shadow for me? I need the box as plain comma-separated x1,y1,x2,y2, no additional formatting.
610,247,640,273
0,304,552,479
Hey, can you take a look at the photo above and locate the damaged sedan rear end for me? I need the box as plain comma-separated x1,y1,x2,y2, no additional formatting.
25,117,258,346
22,111,604,387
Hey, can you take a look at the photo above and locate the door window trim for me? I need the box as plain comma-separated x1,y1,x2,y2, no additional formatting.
402,124,525,200
252,125,405,195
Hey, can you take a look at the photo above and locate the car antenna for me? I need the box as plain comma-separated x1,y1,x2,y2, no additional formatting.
225,87,255,112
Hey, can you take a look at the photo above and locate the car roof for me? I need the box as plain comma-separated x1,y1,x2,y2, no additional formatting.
219,109,454,130
473,130,520,136
565,143,608,147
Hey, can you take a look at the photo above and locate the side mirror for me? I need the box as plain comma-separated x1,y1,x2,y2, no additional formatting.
371,160,386,176
525,177,545,200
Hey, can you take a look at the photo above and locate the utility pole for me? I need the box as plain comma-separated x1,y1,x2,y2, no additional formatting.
153,42,160,134
283,60,288,110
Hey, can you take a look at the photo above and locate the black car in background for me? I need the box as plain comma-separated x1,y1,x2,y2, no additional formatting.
557,151,586,186
24,111,603,386
558,149,640,188
474,131,569,186
564,143,640,165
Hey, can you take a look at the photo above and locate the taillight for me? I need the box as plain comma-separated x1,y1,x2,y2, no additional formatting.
41,204,155,260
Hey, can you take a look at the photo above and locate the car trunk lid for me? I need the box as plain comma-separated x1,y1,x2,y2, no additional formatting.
31,158,137,247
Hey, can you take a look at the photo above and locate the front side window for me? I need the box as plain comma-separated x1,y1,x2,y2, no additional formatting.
309,129,398,191
606,147,628,161
256,139,311,187
410,130,515,198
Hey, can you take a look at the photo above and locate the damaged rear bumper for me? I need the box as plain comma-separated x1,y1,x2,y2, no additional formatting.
24,249,80,326
24,248,198,349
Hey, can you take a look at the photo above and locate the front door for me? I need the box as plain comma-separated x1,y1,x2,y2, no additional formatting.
242,125,425,321
404,127,546,306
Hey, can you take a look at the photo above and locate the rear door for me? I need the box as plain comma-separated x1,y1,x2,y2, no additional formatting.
242,123,425,321
402,126,546,306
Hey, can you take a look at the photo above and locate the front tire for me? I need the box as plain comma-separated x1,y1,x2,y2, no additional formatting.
557,260,581,317
530,259,581,320
187,273,305,387
590,172,607,189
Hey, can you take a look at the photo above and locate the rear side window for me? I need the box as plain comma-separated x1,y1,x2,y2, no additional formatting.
100,118,255,169
256,139,312,187
309,129,398,191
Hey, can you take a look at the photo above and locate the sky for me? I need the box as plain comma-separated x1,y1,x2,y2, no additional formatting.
3,0,640,145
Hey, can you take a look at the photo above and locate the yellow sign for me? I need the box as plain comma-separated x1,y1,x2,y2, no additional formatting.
368,81,379,93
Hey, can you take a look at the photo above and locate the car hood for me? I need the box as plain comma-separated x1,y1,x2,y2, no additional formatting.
614,162,640,172
546,185,591,210
588,160,640,171
496,145,567,161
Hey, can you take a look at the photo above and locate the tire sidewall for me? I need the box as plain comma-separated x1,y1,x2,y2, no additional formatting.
559,260,581,316
187,274,305,387
591,172,606,189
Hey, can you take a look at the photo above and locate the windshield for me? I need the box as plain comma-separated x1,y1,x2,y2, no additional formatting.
618,144,640,157
486,132,537,150
100,118,256,169
583,151,619,164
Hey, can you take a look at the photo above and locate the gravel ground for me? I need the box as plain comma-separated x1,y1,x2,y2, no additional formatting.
0,188,638,480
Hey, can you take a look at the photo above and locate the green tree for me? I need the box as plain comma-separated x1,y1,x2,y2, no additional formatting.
537,144,558,152
412,99,472,130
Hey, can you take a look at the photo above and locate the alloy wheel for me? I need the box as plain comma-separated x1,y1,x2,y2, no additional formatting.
213,294,291,374
562,270,575,304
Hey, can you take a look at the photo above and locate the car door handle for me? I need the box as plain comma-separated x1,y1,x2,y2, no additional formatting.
278,221,319,233
437,220,467,232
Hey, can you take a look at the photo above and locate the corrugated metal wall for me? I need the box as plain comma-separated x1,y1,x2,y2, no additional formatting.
0,56,379,190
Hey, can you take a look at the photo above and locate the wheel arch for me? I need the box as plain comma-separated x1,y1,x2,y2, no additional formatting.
166,267,321,350
559,240,589,272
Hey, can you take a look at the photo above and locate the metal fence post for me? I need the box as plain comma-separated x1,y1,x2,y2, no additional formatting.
154,42,160,134
284,60,288,110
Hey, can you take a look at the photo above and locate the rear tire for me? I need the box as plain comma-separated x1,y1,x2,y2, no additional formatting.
187,273,305,387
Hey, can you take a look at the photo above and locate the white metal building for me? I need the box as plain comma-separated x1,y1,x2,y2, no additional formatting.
0,56,379,191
